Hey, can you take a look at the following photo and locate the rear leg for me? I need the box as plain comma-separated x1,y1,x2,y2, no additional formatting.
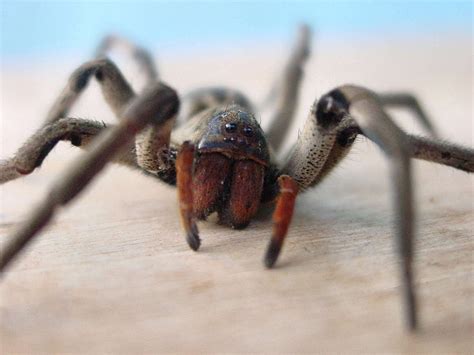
95,34,159,86
44,58,135,126
263,24,311,152
47,34,158,126
177,87,254,126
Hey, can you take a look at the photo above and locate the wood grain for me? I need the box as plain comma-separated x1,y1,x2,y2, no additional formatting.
1,35,472,353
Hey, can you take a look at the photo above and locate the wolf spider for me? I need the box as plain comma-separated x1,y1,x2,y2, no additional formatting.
0,25,473,330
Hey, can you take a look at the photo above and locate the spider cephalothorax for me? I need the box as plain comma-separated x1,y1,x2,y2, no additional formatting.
0,25,473,332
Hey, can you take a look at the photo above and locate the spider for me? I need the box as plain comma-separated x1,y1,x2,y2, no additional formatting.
0,25,473,331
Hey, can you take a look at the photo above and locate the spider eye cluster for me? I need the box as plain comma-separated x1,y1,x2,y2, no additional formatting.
224,122,254,137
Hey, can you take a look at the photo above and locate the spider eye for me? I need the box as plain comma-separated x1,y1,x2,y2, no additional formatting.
225,122,237,133
242,126,254,137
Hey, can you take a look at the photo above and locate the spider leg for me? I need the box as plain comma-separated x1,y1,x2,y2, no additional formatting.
95,34,158,86
378,92,439,137
337,85,417,330
276,86,418,328
406,134,474,172
177,87,254,126
264,175,299,267
0,83,179,273
176,141,200,250
262,97,357,267
47,58,176,181
0,118,139,184
1,58,137,184
267,84,473,329
44,58,135,126
263,24,311,152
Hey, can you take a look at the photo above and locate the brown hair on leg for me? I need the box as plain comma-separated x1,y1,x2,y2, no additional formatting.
176,141,200,251
264,175,299,268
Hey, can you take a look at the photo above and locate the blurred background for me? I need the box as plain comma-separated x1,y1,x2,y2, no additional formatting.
1,1,472,60
1,1,472,149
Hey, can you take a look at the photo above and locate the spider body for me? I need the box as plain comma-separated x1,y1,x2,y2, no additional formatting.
0,26,473,332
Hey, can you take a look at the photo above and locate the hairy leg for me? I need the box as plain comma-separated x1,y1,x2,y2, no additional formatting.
0,118,138,184
0,83,179,273
280,102,357,189
95,34,158,86
263,24,311,152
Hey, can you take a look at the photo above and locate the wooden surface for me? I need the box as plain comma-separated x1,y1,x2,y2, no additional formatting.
1,34,473,353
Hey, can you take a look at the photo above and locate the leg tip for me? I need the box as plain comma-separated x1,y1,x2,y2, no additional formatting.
406,306,418,332
264,240,281,268
408,320,418,332
186,231,201,251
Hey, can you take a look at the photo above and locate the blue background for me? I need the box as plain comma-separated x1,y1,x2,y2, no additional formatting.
1,1,472,58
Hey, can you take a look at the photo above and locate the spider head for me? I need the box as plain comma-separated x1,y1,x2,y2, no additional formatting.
197,105,270,166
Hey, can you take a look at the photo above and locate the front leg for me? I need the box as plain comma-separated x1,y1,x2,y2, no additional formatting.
269,88,417,329
272,87,418,326
0,83,179,273
0,118,140,185
274,85,473,330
